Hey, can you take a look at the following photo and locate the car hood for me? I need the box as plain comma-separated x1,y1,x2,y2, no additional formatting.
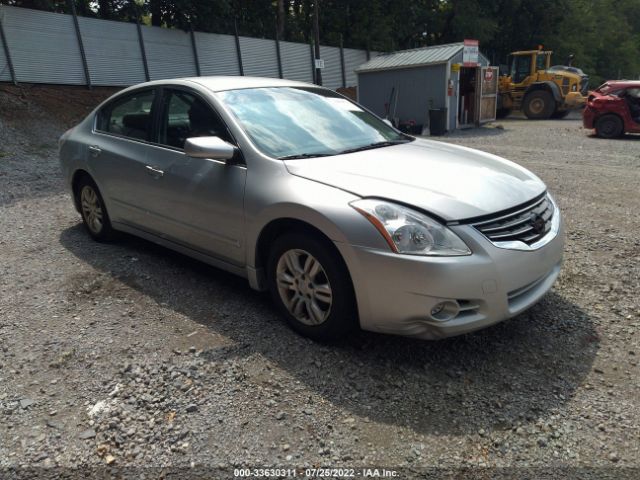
589,90,617,100
284,138,546,221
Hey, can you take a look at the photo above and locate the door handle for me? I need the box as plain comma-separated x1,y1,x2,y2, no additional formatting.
145,165,164,178
88,145,101,157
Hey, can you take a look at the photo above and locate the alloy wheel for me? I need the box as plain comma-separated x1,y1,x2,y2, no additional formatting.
276,249,333,325
80,185,103,234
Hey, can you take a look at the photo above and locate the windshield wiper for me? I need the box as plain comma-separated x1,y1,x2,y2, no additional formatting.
277,153,334,160
338,139,411,155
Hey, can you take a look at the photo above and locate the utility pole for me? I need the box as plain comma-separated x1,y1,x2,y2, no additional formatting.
313,0,322,85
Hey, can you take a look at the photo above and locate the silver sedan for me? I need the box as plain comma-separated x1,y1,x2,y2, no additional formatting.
59,76,564,341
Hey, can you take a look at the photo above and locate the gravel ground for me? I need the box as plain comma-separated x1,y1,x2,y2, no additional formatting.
0,85,639,479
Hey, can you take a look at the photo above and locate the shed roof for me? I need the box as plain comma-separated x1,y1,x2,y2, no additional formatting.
356,42,479,73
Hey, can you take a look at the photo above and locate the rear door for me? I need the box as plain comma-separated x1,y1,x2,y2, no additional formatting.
478,66,499,124
90,88,158,227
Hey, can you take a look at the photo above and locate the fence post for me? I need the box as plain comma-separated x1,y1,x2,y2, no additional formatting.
234,18,244,76
0,15,17,85
339,35,346,88
309,41,316,84
274,24,283,79
135,20,150,81
189,25,201,76
67,0,91,89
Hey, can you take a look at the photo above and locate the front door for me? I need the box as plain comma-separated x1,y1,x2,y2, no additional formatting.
624,87,640,131
477,66,499,124
141,88,247,265
510,54,533,85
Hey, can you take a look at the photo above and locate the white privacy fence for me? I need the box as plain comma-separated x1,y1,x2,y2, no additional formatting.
0,5,373,89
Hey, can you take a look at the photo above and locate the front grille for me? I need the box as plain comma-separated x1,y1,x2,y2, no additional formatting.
472,195,554,246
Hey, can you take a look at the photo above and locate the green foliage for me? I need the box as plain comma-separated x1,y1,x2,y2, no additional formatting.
3,0,639,82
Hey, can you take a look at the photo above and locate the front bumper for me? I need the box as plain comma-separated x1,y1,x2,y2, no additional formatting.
582,106,596,129
336,214,564,340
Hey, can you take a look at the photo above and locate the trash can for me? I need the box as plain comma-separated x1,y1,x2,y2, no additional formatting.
429,108,447,136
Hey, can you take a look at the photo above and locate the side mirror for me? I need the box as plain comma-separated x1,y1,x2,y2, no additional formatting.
184,136,236,161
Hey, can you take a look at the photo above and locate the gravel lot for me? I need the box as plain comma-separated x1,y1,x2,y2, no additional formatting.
0,85,638,479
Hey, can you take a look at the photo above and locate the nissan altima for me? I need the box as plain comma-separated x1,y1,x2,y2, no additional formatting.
59,76,563,341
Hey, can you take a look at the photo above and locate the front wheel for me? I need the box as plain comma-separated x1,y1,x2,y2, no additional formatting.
267,232,357,341
523,90,555,119
595,114,623,139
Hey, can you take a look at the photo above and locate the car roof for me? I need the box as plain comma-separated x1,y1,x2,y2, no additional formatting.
130,76,316,93
602,80,640,88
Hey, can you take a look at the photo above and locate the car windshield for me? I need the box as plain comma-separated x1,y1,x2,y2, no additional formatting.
217,87,411,159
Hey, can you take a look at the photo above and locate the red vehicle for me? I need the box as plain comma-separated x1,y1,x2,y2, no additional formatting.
583,80,640,138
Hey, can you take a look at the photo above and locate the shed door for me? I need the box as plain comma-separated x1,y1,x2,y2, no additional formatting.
477,66,499,123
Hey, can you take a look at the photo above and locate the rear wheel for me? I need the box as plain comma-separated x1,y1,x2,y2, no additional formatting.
595,114,623,138
76,176,115,242
523,90,555,119
267,232,357,341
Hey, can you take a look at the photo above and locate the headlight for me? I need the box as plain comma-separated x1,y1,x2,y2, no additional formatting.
350,199,471,256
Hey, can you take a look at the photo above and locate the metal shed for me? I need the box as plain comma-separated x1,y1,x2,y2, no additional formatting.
356,42,496,134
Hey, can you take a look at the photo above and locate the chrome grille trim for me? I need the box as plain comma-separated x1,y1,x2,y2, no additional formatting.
472,195,558,250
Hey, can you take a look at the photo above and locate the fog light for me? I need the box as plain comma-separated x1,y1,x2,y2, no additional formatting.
429,300,460,322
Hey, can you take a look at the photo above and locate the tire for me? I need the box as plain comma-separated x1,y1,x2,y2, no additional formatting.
267,232,357,341
551,109,571,119
496,108,511,119
595,114,623,139
75,175,115,242
523,90,555,119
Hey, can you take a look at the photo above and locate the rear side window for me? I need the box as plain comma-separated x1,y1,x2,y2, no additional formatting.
97,90,155,141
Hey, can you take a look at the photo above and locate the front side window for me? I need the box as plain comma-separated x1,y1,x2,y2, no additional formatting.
159,90,230,149
626,88,640,99
97,90,155,141
218,87,409,159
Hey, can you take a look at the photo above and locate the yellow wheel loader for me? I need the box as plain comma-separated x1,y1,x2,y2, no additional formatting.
497,49,589,119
